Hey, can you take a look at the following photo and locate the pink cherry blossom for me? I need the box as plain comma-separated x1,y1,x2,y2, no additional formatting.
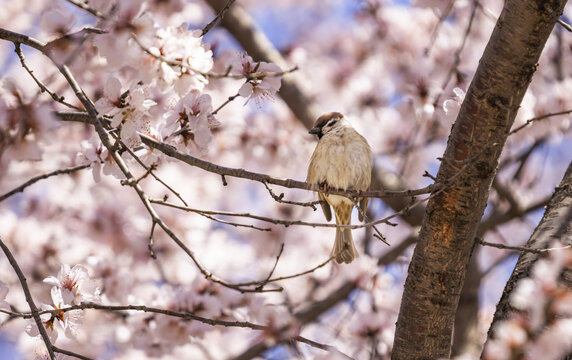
27,287,83,342
235,54,283,105
43,264,101,305
164,91,216,155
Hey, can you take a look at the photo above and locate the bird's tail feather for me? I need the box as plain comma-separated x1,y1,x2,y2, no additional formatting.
332,202,358,264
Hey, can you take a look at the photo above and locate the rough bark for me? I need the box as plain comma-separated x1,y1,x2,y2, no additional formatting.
392,1,567,359
484,161,572,346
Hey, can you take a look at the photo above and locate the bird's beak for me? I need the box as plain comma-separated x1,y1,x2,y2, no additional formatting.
309,127,321,135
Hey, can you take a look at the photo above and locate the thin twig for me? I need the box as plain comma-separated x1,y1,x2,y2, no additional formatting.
352,198,390,245
255,243,285,291
212,92,240,115
202,212,271,231
0,237,56,360
65,0,107,19
151,198,278,231
557,18,572,32
202,0,237,36
425,0,455,56
509,109,572,135
263,181,319,209
110,132,189,206
292,336,354,359
476,237,571,254
0,164,90,202
14,43,83,110
22,303,265,330
148,220,157,259
236,256,334,287
14,302,349,354
53,346,93,360
432,0,480,108
150,198,410,230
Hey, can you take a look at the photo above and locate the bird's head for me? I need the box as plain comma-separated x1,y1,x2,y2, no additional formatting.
309,112,345,139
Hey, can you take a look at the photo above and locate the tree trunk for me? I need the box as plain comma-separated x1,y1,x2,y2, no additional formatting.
484,161,572,345
392,1,567,359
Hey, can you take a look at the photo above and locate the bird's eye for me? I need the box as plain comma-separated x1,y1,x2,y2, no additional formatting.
327,119,337,127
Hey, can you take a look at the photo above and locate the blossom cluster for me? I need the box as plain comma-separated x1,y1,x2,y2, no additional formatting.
0,0,284,181
27,264,101,343
86,13,282,179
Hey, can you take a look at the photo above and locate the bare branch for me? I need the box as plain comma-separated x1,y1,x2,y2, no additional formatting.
0,27,46,51
202,0,236,36
557,18,572,32
351,197,390,245
0,164,90,202
110,133,189,206
292,337,354,359
509,108,572,135
65,0,107,19
8,302,341,355
498,136,546,179
0,237,56,360
432,0,479,108
139,132,440,199
235,256,333,288
149,196,427,231
55,111,442,200
426,0,455,56
148,220,158,259
263,181,320,209
212,92,240,115
253,243,285,291
14,43,83,110
486,161,572,345
476,237,571,254
52,346,93,360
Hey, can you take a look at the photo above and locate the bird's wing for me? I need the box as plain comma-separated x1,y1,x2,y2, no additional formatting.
358,197,369,222
319,192,332,222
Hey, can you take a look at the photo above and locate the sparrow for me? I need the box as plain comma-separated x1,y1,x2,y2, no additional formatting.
306,112,372,264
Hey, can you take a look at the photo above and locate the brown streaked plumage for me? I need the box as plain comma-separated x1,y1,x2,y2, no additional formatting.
306,112,372,264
